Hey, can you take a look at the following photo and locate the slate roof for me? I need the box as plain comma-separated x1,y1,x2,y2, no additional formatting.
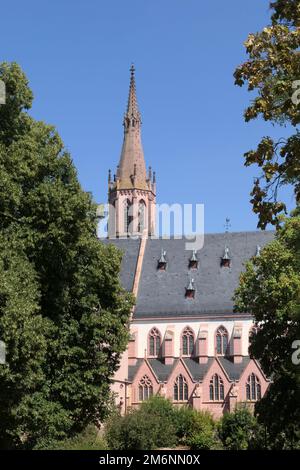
127,357,251,383
128,358,143,382
218,356,251,381
103,231,274,318
183,357,214,381
103,238,141,292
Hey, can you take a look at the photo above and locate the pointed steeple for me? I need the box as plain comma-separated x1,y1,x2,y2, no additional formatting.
117,64,148,190
124,64,141,125
107,66,156,238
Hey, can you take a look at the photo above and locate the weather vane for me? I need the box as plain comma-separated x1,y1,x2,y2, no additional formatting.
224,217,231,233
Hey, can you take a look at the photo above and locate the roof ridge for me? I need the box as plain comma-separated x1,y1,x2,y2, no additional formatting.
147,230,275,240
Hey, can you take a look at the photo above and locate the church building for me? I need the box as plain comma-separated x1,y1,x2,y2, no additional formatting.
104,66,273,418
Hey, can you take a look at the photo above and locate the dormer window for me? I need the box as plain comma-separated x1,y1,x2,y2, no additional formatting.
157,249,167,270
189,250,198,269
185,278,195,299
221,246,231,268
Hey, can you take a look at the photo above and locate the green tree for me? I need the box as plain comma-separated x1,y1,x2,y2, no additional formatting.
234,216,300,448
105,397,177,450
43,425,108,450
174,406,218,449
218,405,259,450
234,0,300,450
234,0,300,229
0,62,133,449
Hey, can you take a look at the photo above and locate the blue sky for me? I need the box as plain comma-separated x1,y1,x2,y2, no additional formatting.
0,0,294,233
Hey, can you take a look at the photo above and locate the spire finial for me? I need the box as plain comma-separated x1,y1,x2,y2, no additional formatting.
130,63,135,77
124,63,140,122
224,217,231,233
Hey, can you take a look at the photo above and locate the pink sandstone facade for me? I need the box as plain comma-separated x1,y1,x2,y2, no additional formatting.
111,312,270,418
105,66,272,419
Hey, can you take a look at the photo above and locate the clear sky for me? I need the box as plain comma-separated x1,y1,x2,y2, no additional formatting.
0,0,294,233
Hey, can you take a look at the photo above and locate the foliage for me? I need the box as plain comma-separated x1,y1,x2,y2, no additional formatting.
234,0,300,450
234,0,300,228
173,406,218,449
255,375,300,449
188,431,219,451
234,215,300,448
235,216,300,377
140,394,176,421
40,425,108,450
218,405,259,450
105,399,222,450
105,397,177,450
270,0,300,26
0,62,133,449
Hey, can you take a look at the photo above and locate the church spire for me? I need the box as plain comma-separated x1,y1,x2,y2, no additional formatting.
117,64,148,190
124,64,141,125
108,65,156,238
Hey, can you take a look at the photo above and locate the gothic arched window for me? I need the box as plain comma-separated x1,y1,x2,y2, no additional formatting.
138,375,153,401
215,326,229,355
148,327,161,357
173,375,188,401
123,199,132,234
209,374,225,401
138,199,146,233
249,325,258,341
182,327,194,356
246,373,261,401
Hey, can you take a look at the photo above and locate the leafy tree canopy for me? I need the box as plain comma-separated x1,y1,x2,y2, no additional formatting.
218,405,259,450
105,397,177,450
234,0,300,228
0,62,133,449
234,215,300,448
234,0,300,449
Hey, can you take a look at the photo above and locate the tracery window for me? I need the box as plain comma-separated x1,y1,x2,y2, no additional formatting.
246,373,261,401
216,326,228,355
173,374,188,401
148,327,161,356
209,374,225,401
182,327,194,355
138,375,153,401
